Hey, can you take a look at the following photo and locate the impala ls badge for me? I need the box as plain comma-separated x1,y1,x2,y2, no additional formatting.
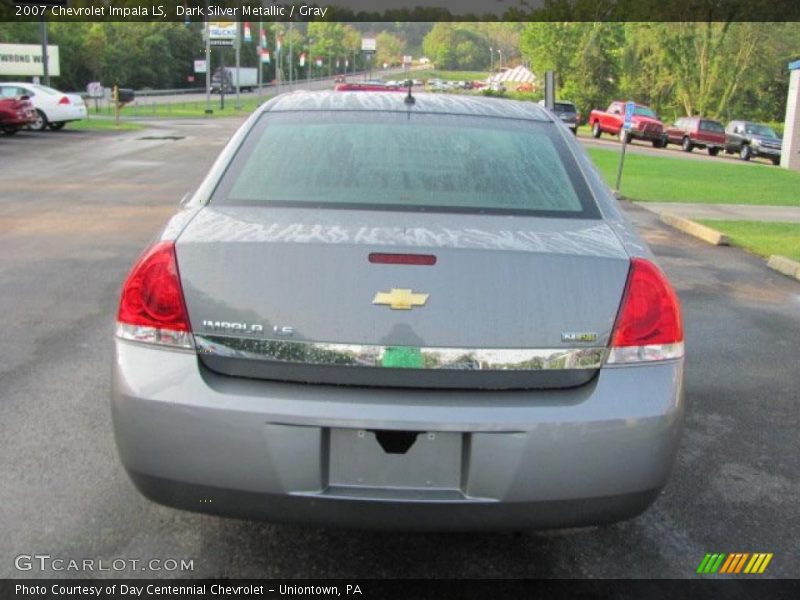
372,288,429,310
561,332,598,343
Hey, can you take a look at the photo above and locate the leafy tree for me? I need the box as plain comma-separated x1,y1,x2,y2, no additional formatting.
520,22,585,76
422,23,492,70
564,23,623,117
376,31,404,67
521,23,621,117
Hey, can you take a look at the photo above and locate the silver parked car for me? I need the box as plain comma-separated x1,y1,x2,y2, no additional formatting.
112,91,685,530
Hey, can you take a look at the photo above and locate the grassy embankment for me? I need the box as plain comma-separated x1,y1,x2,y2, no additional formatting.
588,148,800,207
695,220,800,262
588,148,800,260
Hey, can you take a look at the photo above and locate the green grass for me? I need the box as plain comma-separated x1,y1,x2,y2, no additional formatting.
67,117,144,131
695,220,800,261
401,69,491,82
588,147,800,206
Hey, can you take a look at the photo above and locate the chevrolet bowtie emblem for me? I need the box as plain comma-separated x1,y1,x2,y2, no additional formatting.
372,288,429,310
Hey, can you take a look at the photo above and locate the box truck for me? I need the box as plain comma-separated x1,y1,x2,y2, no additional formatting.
211,67,258,93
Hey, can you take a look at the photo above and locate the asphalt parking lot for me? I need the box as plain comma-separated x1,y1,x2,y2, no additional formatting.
1,120,798,579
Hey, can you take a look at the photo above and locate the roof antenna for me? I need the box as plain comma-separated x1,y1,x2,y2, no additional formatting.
404,79,415,105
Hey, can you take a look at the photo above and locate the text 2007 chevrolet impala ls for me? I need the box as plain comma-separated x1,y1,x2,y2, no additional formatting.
111,91,684,530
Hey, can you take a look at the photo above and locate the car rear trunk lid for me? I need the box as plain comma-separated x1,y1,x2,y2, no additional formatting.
176,207,630,389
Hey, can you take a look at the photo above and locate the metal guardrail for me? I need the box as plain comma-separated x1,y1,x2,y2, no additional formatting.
71,65,428,113
69,65,426,98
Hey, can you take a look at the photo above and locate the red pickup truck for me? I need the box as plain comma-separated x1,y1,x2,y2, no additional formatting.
589,101,666,147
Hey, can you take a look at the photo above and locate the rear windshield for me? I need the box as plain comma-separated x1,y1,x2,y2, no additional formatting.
700,119,724,133
212,111,599,218
744,123,779,138
633,106,657,118
554,102,576,113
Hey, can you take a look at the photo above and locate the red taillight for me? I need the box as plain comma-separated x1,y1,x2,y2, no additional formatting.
116,241,193,348
608,258,683,363
369,253,437,266
58,96,71,105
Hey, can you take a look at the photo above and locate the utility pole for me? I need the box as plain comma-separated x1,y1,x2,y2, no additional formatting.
220,51,226,110
204,11,212,114
235,20,241,110
288,21,294,87
257,20,262,96
40,17,49,86
307,38,313,84
275,28,281,95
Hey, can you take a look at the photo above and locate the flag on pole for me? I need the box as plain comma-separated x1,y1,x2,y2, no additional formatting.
243,22,252,43
260,28,267,48
276,35,282,54
336,58,340,69
299,52,306,67
316,57,323,68
345,59,349,68
261,49,271,64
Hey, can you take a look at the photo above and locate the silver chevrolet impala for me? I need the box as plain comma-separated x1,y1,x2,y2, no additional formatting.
111,91,685,530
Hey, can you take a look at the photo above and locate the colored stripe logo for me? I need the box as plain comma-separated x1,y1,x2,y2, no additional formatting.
696,553,773,574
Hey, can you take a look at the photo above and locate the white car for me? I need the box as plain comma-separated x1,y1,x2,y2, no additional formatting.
0,82,87,131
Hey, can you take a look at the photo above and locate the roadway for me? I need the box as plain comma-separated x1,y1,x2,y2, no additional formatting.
108,67,418,107
1,119,798,579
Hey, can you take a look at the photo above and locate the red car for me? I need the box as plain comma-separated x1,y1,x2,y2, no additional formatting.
589,101,666,147
0,94,36,135
664,116,726,155
334,82,404,92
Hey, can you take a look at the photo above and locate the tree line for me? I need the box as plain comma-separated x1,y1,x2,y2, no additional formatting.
0,21,408,91
2,21,799,123
421,22,799,123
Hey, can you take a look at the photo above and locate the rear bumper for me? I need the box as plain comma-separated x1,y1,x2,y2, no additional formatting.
690,138,724,149
128,471,660,531
2,117,30,127
630,129,665,142
49,105,87,122
111,339,685,530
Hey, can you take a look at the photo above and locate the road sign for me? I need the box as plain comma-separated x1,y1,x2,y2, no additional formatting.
208,22,238,40
86,81,103,98
361,38,376,53
194,60,207,73
624,101,635,131
0,43,60,77
209,39,234,47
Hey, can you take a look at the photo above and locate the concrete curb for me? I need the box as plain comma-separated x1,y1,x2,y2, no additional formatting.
767,255,800,281
658,212,730,246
